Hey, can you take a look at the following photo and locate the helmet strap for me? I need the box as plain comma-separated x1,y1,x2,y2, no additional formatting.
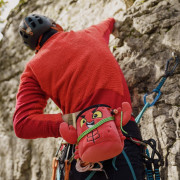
51,24,63,32
35,35,43,54
35,24,63,54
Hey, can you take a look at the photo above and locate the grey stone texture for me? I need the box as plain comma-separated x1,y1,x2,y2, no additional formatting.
0,0,179,179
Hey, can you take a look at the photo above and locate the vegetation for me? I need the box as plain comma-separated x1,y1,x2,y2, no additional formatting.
0,0,8,23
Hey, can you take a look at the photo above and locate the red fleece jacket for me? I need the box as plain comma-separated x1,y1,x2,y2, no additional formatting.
13,18,132,139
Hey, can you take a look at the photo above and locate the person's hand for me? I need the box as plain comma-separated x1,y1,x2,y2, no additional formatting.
112,20,123,38
59,122,78,144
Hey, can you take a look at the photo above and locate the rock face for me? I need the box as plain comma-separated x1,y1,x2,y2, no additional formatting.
0,0,179,179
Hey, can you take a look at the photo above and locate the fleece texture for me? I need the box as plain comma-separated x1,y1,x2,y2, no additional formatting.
13,18,132,139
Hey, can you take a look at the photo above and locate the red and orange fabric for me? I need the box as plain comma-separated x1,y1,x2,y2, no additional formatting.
13,18,133,139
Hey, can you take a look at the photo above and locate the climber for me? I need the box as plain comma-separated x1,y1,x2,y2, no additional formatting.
13,14,145,179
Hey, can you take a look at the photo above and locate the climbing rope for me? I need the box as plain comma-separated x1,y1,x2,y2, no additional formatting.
135,102,150,123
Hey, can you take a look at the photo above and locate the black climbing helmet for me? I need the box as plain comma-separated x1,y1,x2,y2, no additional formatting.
19,14,55,50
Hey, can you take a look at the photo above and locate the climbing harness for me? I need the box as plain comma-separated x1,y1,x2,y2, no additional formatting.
52,53,179,180
51,139,71,180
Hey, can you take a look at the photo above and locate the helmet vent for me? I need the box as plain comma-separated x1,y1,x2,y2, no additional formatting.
19,14,54,50
28,17,33,22
30,22,36,28
37,18,43,24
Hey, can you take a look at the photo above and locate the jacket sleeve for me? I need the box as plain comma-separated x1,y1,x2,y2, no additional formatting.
85,18,115,44
13,65,63,139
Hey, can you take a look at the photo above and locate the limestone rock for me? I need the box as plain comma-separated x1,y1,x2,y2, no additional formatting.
0,0,179,179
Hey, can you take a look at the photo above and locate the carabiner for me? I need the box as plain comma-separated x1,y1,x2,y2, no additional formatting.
164,53,180,77
144,89,162,107
143,75,166,107
144,54,179,107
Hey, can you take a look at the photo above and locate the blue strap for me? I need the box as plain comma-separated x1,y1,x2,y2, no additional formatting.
112,156,118,171
85,171,97,180
56,161,61,180
145,149,153,180
135,102,150,123
153,77,167,93
145,168,154,180
122,150,137,180
155,169,160,180
146,148,150,156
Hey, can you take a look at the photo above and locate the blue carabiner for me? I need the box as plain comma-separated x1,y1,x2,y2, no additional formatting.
144,76,167,107
144,90,161,107
144,54,180,107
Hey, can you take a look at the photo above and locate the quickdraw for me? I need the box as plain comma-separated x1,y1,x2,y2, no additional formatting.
143,139,164,180
134,52,179,179
144,52,179,107
136,52,180,123
51,139,71,180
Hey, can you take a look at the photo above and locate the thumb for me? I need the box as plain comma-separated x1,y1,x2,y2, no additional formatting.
59,122,78,144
